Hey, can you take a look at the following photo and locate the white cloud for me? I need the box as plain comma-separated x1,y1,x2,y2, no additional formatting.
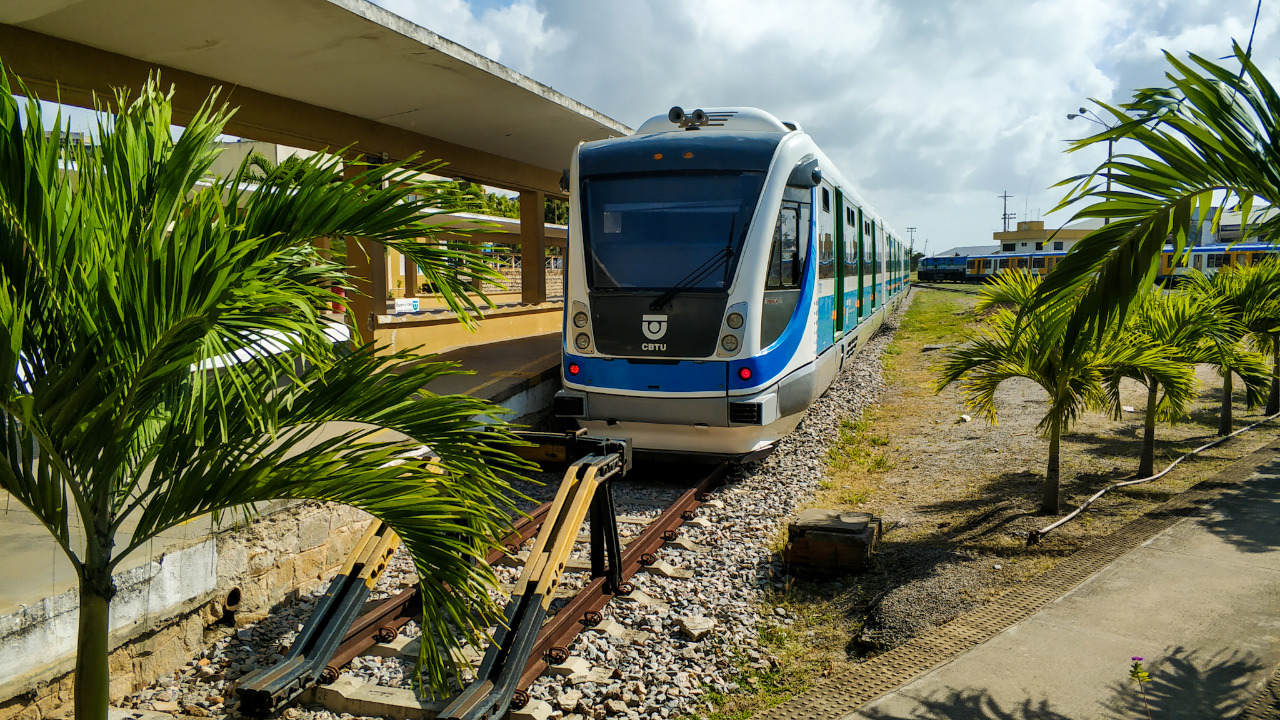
374,0,565,77
371,0,1280,252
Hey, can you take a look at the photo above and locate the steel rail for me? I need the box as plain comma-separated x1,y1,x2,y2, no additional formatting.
513,463,727,698
315,459,725,711
321,500,555,680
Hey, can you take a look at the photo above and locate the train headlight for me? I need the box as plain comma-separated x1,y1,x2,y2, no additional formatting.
720,334,739,352
573,311,589,328
726,312,744,329
574,333,591,350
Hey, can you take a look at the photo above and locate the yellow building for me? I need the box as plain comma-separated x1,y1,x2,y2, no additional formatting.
992,219,1101,253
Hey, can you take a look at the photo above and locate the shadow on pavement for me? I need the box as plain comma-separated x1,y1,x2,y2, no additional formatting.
859,689,1071,719
1198,464,1280,554
1099,647,1265,719
857,646,1265,720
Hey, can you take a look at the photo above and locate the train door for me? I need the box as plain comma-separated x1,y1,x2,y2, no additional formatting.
816,183,837,352
869,219,878,309
876,222,885,308
761,187,811,349
856,208,866,322
834,191,845,338
886,238,893,295
843,205,859,329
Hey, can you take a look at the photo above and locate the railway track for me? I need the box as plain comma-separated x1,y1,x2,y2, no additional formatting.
261,452,727,717
911,281,983,295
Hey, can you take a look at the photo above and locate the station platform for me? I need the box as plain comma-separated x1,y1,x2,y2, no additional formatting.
763,443,1280,719
0,330,564,699
426,331,562,423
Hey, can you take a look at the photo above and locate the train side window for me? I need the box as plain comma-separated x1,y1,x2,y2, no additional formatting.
821,187,831,213
819,232,836,279
766,204,801,289
844,209,859,279
762,200,809,346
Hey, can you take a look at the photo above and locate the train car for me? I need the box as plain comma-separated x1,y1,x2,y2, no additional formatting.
918,255,966,282
1158,242,1277,284
964,251,1068,281
553,107,909,460
956,242,1279,285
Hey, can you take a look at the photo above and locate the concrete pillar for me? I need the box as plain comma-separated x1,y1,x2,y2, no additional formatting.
519,190,546,305
403,248,418,298
347,238,387,342
341,162,388,342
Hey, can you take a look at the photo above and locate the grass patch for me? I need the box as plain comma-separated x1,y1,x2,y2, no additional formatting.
812,290,980,514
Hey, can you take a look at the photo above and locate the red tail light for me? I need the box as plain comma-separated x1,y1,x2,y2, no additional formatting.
568,363,581,376
738,367,752,381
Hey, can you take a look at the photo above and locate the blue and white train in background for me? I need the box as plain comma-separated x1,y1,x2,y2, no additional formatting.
553,107,910,460
918,243,1280,284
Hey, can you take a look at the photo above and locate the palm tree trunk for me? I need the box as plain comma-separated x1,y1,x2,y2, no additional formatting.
74,576,112,720
1267,336,1280,415
1140,383,1158,477
1042,421,1061,514
1220,372,1234,436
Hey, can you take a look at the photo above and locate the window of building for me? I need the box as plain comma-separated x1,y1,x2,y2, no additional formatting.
1035,242,1043,251
1002,243,1015,252
1054,241,1064,251
1032,256,1045,268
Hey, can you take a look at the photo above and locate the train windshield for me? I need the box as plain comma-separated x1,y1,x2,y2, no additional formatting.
581,172,764,291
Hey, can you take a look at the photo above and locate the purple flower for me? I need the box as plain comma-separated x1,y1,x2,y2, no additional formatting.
1131,656,1144,661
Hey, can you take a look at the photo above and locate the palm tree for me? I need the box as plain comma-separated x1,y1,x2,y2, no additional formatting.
0,67,527,720
1208,257,1280,414
938,271,1191,513
1183,271,1272,434
1038,43,1280,352
1105,292,1214,475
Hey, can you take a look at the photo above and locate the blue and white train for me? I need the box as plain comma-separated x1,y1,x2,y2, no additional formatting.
552,107,910,460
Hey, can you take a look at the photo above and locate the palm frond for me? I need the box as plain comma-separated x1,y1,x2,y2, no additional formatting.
0,61,533,698
1039,42,1280,349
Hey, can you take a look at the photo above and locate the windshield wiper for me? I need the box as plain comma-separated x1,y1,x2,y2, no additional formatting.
649,224,736,311
648,245,731,311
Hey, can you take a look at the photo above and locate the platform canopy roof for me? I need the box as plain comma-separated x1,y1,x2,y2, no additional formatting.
0,0,630,194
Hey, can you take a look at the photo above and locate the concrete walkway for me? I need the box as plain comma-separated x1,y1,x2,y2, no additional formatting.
846,454,1280,719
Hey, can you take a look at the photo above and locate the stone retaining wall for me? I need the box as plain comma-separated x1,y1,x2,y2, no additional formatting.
0,502,372,720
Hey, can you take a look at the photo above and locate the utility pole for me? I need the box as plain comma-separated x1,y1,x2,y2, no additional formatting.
999,190,1015,232
905,227,917,272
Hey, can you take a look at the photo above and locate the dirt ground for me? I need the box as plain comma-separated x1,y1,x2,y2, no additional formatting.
700,285,1280,719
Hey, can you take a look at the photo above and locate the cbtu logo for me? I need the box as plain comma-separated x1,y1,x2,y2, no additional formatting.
641,314,668,340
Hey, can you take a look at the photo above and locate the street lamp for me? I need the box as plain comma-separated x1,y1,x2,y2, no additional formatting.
1067,106,1116,224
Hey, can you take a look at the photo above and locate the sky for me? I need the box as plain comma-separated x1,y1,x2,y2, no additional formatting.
368,0,1280,256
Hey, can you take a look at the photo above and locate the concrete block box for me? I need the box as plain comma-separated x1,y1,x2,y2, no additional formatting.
784,509,881,576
